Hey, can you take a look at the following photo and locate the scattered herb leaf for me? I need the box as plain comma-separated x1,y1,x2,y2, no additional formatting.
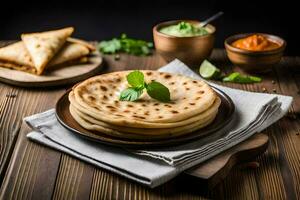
222,72,262,83
98,34,153,56
98,39,121,54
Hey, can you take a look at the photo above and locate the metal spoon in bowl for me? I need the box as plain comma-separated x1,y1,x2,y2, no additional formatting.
200,11,224,27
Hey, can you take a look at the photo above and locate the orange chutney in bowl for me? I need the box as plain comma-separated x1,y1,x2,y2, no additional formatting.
232,34,280,51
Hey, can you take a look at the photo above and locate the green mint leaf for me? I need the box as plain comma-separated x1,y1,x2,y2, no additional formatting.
119,87,143,101
127,70,145,88
146,81,171,102
223,72,262,83
98,39,121,54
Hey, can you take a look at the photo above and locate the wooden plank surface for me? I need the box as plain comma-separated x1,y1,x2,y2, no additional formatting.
0,49,300,199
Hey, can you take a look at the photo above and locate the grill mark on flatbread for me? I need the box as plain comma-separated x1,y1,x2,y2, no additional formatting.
164,74,172,79
133,115,146,119
100,86,107,91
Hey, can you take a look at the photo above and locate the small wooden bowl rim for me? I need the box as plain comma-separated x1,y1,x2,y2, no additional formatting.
153,20,216,39
224,33,286,55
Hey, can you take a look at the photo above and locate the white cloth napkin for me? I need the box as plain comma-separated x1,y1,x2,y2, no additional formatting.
25,59,293,188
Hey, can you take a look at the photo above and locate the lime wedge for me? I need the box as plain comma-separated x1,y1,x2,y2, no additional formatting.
199,60,221,79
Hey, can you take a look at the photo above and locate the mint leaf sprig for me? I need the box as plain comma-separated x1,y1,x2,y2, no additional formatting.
119,71,171,102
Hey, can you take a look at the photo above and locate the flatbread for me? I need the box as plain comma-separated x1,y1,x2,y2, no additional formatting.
69,97,220,136
0,41,34,68
0,61,36,74
69,91,220,128
70,104,218,140
71,70,217,127
21,27,74,74
48,57,88,70
67,37,96,51
0,39,90,74
47,42,90,67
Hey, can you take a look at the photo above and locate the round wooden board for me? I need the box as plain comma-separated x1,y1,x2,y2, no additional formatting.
0,51,103,87
55,87,235,148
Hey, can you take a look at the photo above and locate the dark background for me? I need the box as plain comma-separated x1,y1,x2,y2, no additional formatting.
0,0,297,55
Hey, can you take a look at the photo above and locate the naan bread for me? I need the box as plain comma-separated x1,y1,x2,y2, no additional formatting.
71,71,217,127
0,41,34,68
70,104,218,139
69,91,220,128
70,97,221,135
21,27,74,74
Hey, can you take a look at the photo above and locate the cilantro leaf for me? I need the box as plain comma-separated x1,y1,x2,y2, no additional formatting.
119,87,143,101
127,70,145,88
146,81,171,102
98,34,153,56
98,39,121,54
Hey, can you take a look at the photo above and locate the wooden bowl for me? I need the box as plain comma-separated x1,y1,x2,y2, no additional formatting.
225,33,286,73
153,20,216,67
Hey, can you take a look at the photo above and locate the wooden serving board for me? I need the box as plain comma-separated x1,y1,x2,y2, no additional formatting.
183,133,269,189
0,42,103,87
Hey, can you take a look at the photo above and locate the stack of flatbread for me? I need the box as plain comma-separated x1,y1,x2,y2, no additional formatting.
0,27,95,75
69,70,221,140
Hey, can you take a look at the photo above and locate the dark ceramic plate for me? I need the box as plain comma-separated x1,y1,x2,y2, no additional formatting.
55,87,235,148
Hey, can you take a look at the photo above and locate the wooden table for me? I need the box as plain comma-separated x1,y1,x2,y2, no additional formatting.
0,49,299,200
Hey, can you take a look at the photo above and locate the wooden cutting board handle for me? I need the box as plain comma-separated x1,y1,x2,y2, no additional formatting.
182,133,269,189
